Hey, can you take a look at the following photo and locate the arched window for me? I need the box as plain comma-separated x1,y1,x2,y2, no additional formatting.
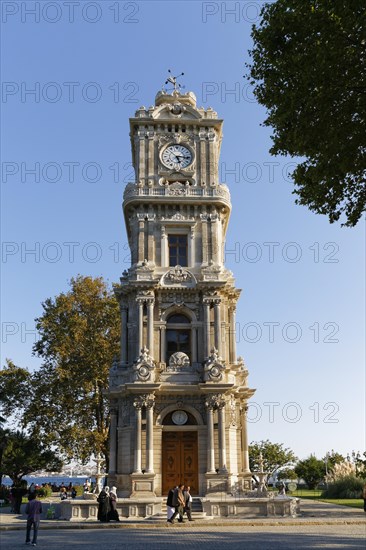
166,313,191,363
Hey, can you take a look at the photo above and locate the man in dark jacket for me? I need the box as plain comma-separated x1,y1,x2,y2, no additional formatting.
166,486,175,521
169,483,185,523
25,493,42,546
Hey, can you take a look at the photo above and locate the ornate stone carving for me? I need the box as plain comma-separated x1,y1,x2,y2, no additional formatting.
167,182,187,196
205,393,225,410
168,352,190,370
133,347,155,382
204,348,226,382
133,393,155,410
164,266,193,284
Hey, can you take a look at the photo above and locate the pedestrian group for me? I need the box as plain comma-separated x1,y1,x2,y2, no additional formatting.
166,484,193,523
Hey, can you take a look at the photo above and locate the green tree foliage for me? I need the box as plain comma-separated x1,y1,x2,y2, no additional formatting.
0,360,31,421
247,0,366,226
355,451,366,477
249,440,297,475
1,431,63,484
295,455,326,489
0,276,120,466
27,276,120,465
324,450,345,471
277,467,298,481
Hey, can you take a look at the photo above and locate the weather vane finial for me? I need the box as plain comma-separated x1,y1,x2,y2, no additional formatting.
164,69,185,92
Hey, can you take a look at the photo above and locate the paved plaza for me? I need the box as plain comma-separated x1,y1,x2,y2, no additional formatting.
1,524,366,550
1,498,366,550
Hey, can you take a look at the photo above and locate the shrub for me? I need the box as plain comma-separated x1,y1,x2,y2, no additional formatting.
36,485,52,498
322,475,365,499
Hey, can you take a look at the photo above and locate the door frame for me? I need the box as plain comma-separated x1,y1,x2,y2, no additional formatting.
161,426,199,495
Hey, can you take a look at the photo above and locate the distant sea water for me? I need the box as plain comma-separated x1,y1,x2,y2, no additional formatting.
1,475,106,487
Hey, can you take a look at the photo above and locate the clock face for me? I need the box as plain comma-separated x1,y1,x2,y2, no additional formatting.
172,410,188,425
161,145,193,170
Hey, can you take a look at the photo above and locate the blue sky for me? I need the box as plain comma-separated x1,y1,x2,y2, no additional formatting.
1,0,365,460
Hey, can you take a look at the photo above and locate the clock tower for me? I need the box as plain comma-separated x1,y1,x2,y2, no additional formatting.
108,84,255,512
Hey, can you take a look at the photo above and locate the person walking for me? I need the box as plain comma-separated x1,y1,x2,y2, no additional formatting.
363,483,366,512
108,486,120,521
183,485,193,521
166,486,175,522
97,486,110,522
169,483,185,523
25,493,42,546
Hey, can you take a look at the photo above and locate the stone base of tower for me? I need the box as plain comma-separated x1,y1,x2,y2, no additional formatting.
237,472,253,492
130,472,156,497
205,472,230,495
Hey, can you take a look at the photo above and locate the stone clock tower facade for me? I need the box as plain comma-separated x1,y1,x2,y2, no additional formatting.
108,87,255,507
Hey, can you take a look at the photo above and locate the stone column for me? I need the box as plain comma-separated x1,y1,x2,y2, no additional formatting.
109,408,117,474
189,226,195,267
138,218,145,263
160,325,166,363
191,325,197,363
161,225,167,267
205,400,215,473
218,400,227,472
133,400,142,473
147,299,154,358
120,305,128,364
230,306,237,364
203,300,211,358
138,132,146,185
147,216,155,262
138,300,144,355
199,135,207,184
147,130,154,183
211,213,218,263
201,215,208,264
146,397,154,473
241,405,250,473
214,299,222,356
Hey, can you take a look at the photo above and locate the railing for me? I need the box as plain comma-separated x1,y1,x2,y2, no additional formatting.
123,183,231,204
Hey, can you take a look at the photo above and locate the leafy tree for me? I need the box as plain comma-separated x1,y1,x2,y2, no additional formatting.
1,276,120,467
1,431,63,484
0,359,31,422
0,418,11,485
27,276,120,466
295,455,326,489
355,451,366,477
324,450,345,471
249,440,297,476
277,467,298,481
247,0,366,227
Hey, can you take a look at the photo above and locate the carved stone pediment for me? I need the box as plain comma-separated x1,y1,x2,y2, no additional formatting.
161,266,196,288
204,348,226,382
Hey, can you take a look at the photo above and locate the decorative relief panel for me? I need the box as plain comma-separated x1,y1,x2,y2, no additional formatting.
204,348,226,382
132,347,156,383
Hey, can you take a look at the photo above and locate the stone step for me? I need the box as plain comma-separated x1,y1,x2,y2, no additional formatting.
161,497,203,513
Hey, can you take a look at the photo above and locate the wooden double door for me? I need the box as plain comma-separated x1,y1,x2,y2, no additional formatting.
162,431,198,495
